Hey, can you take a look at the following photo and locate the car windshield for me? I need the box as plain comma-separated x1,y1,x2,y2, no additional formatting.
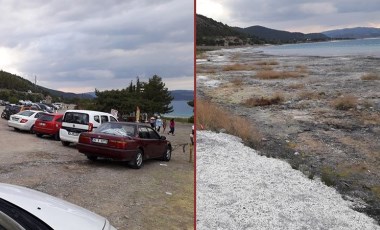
95,123,136,137
18,111,34,117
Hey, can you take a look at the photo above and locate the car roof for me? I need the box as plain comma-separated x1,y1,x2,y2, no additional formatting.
64,110,115,116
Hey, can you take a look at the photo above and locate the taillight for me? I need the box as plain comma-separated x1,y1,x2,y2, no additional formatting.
79,135,91,144
88,122,93,132
20,119,28,123
109,140,127,149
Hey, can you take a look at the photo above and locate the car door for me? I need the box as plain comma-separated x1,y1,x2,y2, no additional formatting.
146,126,166,158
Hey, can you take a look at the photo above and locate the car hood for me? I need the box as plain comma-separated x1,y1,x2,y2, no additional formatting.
0,183,115,230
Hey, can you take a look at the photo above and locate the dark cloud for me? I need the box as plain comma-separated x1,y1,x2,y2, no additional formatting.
0,0,194,92
199,0,380,32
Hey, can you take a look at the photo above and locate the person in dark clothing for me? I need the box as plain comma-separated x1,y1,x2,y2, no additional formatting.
168,118,175,135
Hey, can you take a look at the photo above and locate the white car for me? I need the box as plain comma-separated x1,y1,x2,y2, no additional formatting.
0,183,117,230
7,110,44,132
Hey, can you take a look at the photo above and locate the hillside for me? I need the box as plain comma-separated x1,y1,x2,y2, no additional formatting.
322,27,380,39
236,26,329,44
196,14,264,46
0,70,94,101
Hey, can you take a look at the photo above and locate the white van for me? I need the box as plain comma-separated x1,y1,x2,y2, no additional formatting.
59,110,118,146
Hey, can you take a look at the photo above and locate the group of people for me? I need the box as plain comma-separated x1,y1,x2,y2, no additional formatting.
150,116,175,135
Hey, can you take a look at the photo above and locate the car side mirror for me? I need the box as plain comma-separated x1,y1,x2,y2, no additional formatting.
161,136,166,140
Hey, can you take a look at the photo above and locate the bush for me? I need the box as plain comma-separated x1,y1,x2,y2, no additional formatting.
331,95,358,110
361,73,380,81
243,93,284,107
256,70,306,79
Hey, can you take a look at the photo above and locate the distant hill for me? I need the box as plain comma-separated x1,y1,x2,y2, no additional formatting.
236,26,329,44
196,14,264,46
170,90,193,101
322,27,380,39
0,70,94,101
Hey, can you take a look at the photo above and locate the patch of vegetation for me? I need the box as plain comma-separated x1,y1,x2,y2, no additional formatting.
255,60,279,66
331,94,358,110
243,93,284,107
197,99,262,146
223,63,256,71
321,166,337,187
255,70,306,79
361,73,380,81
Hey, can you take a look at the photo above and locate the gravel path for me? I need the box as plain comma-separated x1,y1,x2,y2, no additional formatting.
196,131,380,230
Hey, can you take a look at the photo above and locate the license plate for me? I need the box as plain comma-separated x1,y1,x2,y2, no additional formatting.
12,117,19,121
68,132,79,136
92,138,108,144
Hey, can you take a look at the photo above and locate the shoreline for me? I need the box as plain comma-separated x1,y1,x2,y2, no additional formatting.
196,47,380,223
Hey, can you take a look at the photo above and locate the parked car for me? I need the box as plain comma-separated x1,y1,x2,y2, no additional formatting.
60,110,118,146
35,103,54,113
0,183,116,230
1,104,21,120
33,113,63,140
77,122,172,169
8,110,44,132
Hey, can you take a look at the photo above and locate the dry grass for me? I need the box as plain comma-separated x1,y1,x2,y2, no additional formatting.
360,113,380,125
256,70,306,79
297,90,325,100
361,73,380,81
255,60,279,66
295,65,309,74
231,77,244,86
197,66,217,74
288,83,305,89
223,63,256,71
243,92,284,107
197,100,262,144
331,94,358,110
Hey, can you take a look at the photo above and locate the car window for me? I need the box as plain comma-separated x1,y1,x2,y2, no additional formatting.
56,117,62,122
18,111,34,117
94,115,100,123
39,114,54,121
95,123,135,137
101,115,109,123
34,112,44,119
147,127,160,139
138,127,149,139
110,116,117,122
63,112,89,125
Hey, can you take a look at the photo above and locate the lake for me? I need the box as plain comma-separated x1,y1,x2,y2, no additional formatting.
164,100,193,118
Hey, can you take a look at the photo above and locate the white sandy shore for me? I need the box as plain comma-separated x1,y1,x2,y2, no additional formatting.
196,131,380,229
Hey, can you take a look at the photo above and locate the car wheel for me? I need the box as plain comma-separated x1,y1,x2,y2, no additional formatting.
162,146,172,161
53,132,60,141
36,133,43,138
87,156,98,161
130,150,143,169
14,128,19,131
30,125,35,134
61,141,70,146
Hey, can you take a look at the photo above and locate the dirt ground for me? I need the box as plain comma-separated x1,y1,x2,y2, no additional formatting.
0,107,194,230
197,48,380,222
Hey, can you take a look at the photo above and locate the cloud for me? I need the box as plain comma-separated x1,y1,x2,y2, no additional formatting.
0,0,194,92
198,0,380,33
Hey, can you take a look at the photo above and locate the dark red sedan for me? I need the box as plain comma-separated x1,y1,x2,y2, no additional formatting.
33,113,63,140
77,122,172,169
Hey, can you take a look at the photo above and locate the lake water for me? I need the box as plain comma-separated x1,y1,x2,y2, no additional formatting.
257,38,380,57
164,100,193,118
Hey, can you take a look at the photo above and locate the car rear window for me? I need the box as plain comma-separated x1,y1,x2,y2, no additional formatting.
63,112,89,125
18,111,35,117
39,114,54,121
95,123,136,137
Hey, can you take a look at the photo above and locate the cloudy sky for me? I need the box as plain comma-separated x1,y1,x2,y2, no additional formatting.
197,0,380,33
0,0,194,93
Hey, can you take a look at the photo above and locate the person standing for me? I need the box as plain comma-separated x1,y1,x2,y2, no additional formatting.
168,118,175,135
162,119,167,133
155,116,163,132
150,117,156,129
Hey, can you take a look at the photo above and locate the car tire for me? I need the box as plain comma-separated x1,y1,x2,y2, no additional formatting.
14,128,19,131
61,141,70,146
162,145,172,161
130,150,143,169
36,133,43,138
54,132,60,141
30,125,35,134
87,156,98,161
